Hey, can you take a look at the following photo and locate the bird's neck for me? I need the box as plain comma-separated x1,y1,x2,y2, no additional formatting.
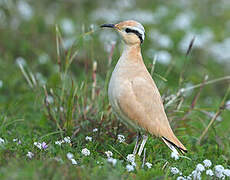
122,44,143,63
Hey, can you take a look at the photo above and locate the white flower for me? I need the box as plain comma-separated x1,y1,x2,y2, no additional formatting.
177,176,186,180
105,151,113,158
215,165,225,172
156,34,172,48
157,50,172,65
126,164,135,172
81,148,90,156
185,175,192,180
226,100,230,110
179,28,213,53
0,137,5,145
107,158,117,166
38,53,49,64
126,154,135,163
85,136,92,142
66,152,74,160
93,128,98,132
123,10,156,24
196,163,205,172
172,12,194,30
154,5,169,19
145,162,152,169
34,142,42,149
196,28,214,48
171,151,179,160
55,140,63,146
224,169,230,177
13,138,22,145
64,136,71,143
26,151,34,159
114,0,136,9
70,159,78,165
16,57,26,67
209,38,230,62
191,170,201,180
90,24,96,31
35,72,46,85
55,137,69,146
117,134,125,143
126,154,136,167
60,18,75,35
203,159,212,167
206,169,214,176
17,1,33,20
215,165,225,179
62,37,75,50
33,141,47,150
60,107,64,112
46,95,54,104
149,30,173,48
170,167,180,175
0,80,3,88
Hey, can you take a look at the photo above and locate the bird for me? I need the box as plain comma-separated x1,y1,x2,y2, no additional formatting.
101,20,187,156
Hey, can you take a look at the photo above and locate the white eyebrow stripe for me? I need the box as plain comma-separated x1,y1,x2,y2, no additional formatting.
126,26,145,40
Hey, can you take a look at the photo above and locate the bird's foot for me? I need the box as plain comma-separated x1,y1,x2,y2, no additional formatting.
133,132,141,155
137,135,148,156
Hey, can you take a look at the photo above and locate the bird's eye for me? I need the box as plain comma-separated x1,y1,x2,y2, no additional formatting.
125,28,132,33
124,27,144,43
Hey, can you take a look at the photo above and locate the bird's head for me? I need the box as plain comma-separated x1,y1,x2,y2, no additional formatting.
101,20,145,45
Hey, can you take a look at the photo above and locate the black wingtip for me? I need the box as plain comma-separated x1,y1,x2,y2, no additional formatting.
162,137,187,154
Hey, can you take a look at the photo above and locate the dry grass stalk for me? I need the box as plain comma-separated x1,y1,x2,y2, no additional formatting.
197,85,230,145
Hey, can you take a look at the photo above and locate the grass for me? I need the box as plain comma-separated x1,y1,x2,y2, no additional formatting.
0,0,230,179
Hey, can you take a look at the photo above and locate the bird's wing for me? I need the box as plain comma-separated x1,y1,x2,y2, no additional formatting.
117,74,187,152
117,75,168,135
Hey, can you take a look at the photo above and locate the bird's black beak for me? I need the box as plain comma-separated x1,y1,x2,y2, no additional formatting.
100,24,115,28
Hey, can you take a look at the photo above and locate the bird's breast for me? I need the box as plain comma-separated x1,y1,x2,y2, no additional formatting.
108,59,145,131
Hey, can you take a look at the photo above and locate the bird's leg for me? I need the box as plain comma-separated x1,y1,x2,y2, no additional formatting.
138,135,148,156
133,131,141,155
141,148,146,168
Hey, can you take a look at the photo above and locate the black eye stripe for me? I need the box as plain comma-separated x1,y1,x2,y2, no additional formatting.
125,28,143,43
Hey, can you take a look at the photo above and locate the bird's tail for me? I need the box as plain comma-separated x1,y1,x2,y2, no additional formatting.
162,135,187,154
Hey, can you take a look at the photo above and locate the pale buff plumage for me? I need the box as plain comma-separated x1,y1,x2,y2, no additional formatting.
101,20,187,153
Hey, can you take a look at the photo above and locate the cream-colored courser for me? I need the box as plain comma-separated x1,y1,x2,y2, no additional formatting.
101,20,187,155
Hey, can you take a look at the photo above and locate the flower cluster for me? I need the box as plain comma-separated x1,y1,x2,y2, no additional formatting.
107,157,117,166
0,137,5,145
34,142,48,150
92,128,98,132
26,151,34,159
104,150,117,166
66,152,77,165
81,148,90,156
170,159,230,179
105,151,113,158
13,138,22,145
145,162,152,169
85,136,92,142
117,134,125,143
55,136,71,146
126,154,136,172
